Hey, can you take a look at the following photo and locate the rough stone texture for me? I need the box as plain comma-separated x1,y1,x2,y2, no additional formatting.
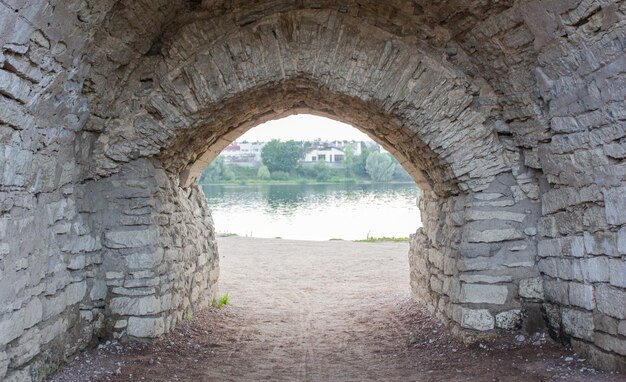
0,0,625,379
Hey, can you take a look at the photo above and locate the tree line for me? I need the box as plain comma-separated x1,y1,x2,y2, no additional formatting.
201,140,412,183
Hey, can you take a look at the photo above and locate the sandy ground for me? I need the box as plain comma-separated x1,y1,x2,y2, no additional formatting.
48,237,624,382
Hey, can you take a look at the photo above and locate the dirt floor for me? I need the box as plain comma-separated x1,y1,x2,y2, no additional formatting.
48,237,624,382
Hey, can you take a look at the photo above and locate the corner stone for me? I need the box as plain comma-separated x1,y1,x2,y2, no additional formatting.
460,284,508,304
127,316,165,338
461,308,494,331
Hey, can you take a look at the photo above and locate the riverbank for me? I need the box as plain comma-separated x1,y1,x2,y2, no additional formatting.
199,179,416,187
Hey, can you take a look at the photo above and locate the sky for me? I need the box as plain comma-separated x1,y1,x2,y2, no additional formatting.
237,114,374,142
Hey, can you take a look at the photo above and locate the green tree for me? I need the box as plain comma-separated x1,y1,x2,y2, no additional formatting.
201,156,234,183
352,143,371,177
257,165,271,180
344,146,354,178
261,139,303,173
313,161,331,182
365,151,396,182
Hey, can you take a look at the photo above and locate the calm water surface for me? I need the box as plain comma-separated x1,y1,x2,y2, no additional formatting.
202,183,421,241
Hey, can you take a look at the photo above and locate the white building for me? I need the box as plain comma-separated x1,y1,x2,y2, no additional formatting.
221,141,266,165
303,146,346,164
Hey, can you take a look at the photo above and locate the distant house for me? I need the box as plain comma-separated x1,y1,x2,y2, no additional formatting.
300,141,367,167
303,146,346,164
220,141,266,166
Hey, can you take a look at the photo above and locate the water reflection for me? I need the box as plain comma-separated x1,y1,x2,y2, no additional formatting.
202,183,421,241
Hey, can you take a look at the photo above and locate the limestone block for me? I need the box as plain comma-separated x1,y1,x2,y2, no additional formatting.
104,229,157,249
619,320,626,336
460,308,494,331
466,210,526,222
618,227,626,255
544,279,569,304
460,283,508,304
0,69,31,102
41,318,68,345
0,310,24,346
1,145,32,187
112,287,156,296
584,231,618,257
562,308,594,341
568,283,595,310
495,309,523,330
596,285,626,319
22,297,42,329
0,98,34,129
125,250,164,269
609,259,626,288
550,116,581,133
0,351,7,380
604,186,626,225
594,314,618,335
127,316,165,338
466,228,524,243
582,256,610,282
62,235,101,254
109,295,161,316
593,332,626,356
538,236,585,258
9,326,40,368
519,277,544,299
90,280,108,301
42,281,86,320
459,274,513,284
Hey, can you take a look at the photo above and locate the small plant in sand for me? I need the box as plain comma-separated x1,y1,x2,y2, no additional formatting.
187,314,193,322
212,293,229,309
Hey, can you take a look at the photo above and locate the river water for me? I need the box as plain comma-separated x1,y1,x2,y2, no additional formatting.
201,183,421,241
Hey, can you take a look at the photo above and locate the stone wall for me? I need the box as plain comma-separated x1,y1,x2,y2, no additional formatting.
409,171,543,341
0,1,625,380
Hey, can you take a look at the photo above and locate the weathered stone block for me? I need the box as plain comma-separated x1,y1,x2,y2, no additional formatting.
519,277,544,299
593,332,626,356
568,282,595,310
609,259,626,288
460,308,494,331
495,309,522,330
460,283,508,304
109,295,161,316
125,250,164,269
584,231,618,257
544,279,569,305
604,186,626,225
42,281,86,320
466,228,524,243
127,316,165,338
562,308,594,341
104,229,157,249
582,256,610,282
618,227,626,255
596,285,626,319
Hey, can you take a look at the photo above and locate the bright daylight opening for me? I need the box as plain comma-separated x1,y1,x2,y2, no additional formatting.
199,114,422,241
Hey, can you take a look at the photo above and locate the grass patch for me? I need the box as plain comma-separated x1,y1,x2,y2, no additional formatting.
212,293,229,309
217,232,238,237
328,238,344,241
353,236,409,243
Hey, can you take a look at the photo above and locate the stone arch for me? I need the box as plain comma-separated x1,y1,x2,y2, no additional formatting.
1,1,624,379
76,5,543,347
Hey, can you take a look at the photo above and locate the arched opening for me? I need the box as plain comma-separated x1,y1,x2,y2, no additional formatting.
200,113,421,241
